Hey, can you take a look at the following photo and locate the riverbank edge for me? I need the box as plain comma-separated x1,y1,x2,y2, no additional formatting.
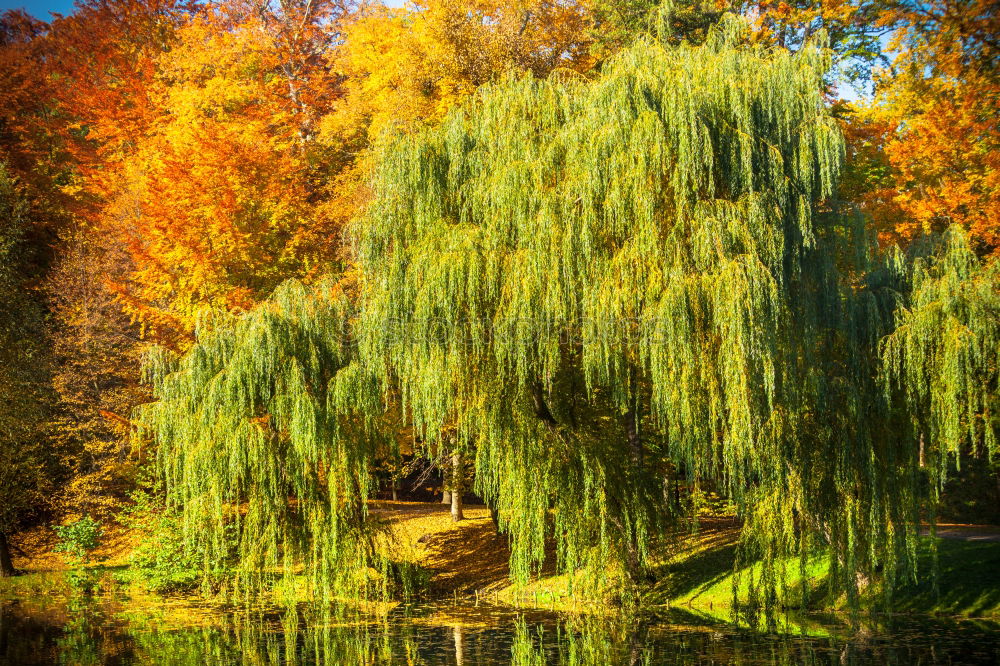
4,501,999,628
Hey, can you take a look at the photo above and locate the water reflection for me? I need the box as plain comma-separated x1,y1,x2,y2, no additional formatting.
1,596,999,665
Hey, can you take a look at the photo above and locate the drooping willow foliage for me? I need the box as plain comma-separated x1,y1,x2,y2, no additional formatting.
356,14,919,603
137,279,401,602
882,228,1000,509
136,6,999,612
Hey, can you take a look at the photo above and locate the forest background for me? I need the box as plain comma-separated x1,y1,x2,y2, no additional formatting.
0,0,998,612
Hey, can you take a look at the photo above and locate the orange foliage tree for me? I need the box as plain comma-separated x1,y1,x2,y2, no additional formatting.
110,1,353,341
327,0,595,146
859,0,1000,255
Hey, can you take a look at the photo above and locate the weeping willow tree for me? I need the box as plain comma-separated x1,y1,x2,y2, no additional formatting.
882,228,1000,528
356,12,923,606
135,4,999,612
136,279,403,602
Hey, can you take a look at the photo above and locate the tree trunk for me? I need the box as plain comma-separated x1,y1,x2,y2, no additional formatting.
391,478,399,502
451,450,464,522
625,374,643,474
0,532,14,577
440,466,451,503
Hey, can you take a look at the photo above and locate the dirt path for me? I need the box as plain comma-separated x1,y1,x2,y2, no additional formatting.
373,501,518,596
922,523,1000,542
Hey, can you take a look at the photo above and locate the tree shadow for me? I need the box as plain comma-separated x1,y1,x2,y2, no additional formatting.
421,515,514,596
645,524,740,606
892,539,1000,616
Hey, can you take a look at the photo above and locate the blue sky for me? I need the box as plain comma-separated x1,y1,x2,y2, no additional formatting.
1,0,75,19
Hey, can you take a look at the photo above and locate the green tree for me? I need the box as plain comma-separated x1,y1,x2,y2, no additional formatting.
882,228,1000,524
591,0,730,58
356,13,912,607
136,6,1000,612
136,279,405,600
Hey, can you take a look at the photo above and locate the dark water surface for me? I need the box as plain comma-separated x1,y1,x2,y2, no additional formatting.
2,597,999,665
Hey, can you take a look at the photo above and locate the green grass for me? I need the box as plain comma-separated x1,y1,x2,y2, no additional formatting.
891,539,1000,616
645,535,1000,619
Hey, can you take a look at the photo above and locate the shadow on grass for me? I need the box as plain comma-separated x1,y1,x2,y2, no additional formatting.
421,517,515,595
892,539,1000,616
645,528,740,607
645,532,1000,618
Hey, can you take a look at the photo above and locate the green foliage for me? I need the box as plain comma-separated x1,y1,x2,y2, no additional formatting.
357,11,908,608
53,516,103,565
590,0,727,57
136,279,400,601
882,228,1000,487
118,485,204,594
65,567,101,596
132,8,1000,616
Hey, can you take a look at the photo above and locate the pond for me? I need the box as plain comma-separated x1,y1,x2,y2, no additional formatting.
2,595,999,665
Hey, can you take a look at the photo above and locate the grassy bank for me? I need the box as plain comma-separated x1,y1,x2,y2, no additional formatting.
6,502,1000,622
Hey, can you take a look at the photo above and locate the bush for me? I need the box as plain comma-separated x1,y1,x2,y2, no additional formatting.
53,516,103,565
128,514,202,594
118,482,241,595
117,487,202,594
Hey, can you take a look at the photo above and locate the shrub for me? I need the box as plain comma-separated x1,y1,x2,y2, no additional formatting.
53,516,103,565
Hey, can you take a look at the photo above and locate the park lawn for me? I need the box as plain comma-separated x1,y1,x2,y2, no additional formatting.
648,531,1000,619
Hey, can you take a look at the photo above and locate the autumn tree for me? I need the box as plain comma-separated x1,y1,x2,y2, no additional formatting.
46,227,150,519
859,1,1000,254
112,1,353,342
1,2,197,519
0,11,68,218
0,165,60,576
326,0,595,151
42,0,197,210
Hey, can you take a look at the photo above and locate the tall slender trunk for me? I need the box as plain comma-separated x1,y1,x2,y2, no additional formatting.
0,532,14,577
391,478,399,502
451,450,464,522
451,488,464,522
441,467,451,504
626,374,643,474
